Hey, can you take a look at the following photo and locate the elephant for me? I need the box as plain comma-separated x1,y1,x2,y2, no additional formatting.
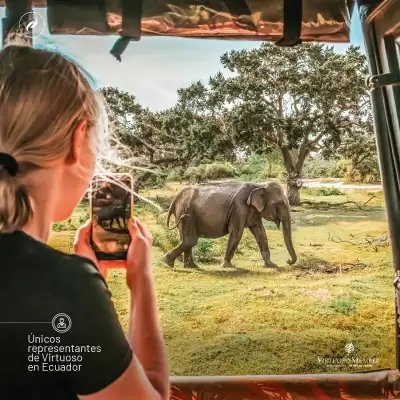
97,204,127,229
163,181,297,268
92,182,131,209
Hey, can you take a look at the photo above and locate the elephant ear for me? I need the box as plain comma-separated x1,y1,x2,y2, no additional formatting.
247,188,266,212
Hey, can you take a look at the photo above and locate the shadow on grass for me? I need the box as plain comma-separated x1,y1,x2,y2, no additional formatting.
168,264,267,278
294,255,370,276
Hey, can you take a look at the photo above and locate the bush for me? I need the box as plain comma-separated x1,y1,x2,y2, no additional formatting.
144,171,168,188
301,187,343,197
331,159,351,178
183,162,237,183
344,158,380,183
303,156,381,184
303,157,339,179
152,229,180,253
316,188,343,196
166,168,183,182
205,162,237,180
183,165,207,183
238,153,285,181
193,239,216,263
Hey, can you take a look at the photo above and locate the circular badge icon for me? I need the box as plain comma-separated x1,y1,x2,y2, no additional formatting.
52,313,72,334
18,12,46,39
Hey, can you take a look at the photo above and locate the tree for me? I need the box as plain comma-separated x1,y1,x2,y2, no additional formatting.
177,43,370,205
101,87,235,193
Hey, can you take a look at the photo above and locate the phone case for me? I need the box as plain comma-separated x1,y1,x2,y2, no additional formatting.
89,173,134,268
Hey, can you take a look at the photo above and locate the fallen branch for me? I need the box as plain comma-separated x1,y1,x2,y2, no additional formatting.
328,231,390,251
300,194,376,211
328,232,358,246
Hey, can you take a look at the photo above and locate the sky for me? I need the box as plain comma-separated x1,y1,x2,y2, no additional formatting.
0,6,366,111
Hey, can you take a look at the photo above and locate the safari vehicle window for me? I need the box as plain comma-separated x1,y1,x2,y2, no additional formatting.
1,0,400,398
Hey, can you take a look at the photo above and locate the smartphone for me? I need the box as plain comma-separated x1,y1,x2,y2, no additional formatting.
89,173,133,267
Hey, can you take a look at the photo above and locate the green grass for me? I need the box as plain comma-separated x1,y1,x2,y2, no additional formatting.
48,184,395,376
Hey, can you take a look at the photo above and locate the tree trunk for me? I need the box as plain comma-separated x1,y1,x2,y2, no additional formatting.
286,174,303,206
268,153,273,178
133,171,152,201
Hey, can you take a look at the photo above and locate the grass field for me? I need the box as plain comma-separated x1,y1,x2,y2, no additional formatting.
48,182,395,376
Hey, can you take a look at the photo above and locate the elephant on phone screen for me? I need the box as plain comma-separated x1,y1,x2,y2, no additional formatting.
163,181,297,268
97,204,127,229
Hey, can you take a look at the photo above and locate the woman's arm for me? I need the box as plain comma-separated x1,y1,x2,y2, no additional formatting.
74,218,169,400
128,272,169,399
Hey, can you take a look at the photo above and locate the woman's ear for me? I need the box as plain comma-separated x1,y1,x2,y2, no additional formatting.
69,120,88,164
247,188,266,212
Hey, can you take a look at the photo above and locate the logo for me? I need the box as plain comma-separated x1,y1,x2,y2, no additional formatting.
345,342,355,354
18,12,45,39
26,19,38,31
52,313,72,334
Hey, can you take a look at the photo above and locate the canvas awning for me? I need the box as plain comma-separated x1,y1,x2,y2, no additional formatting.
0,0,356,43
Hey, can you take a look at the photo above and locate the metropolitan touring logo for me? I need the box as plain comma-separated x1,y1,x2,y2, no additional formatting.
317,342,380,369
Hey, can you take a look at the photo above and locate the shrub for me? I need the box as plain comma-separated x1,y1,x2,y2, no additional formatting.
303,157,339,179
331,159,351,178
183,162,237,183
166,168,183,182
344,158,381,183
152,229,180,253
193,239,215,263
144,171,168,188
328,299,356,315
301,187,343,197
183,165,207,183
205,162,237,180
317,188,343,196
238,153,285,181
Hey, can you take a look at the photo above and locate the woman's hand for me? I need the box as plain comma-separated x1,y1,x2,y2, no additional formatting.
74,220,108,279
126,218,152,289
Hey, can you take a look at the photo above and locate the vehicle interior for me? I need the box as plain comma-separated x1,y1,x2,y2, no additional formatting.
1,0,399,398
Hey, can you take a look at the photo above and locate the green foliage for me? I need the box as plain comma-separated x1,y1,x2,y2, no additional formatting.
205,162,237,180
183,162,237,183
302,156,380,184
238,153,285,180
152,230,180,253
344,157,381,183
317,188,343,196
183,165,207,183
301,187,343,197
143,171,168,189
193,239,216,263
303,158,339,179
166,168,183,182
328,299,357,315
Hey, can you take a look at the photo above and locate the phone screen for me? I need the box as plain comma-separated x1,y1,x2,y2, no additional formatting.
90,173,133,261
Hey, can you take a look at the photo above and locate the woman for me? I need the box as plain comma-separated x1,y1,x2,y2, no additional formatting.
0,42,169,399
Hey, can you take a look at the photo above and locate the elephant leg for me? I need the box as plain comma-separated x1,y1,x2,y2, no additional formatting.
164,241,197,268
116,217,123,228
164,219,198,268
184,247,198,269
222,229,244,268
249,224,277,268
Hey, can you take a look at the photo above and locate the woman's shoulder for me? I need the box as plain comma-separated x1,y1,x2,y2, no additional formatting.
0,230,100,278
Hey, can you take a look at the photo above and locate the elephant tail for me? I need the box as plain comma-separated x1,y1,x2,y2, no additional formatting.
166,213,190,230
166,195,190,230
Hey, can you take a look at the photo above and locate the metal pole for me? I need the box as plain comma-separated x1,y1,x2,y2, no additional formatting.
358,2,400,370
2,0,33,46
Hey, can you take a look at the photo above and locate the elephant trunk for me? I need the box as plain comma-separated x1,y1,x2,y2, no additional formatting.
282,216,297,265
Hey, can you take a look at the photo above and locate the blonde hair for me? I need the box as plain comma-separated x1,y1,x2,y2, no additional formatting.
0,39,105,233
